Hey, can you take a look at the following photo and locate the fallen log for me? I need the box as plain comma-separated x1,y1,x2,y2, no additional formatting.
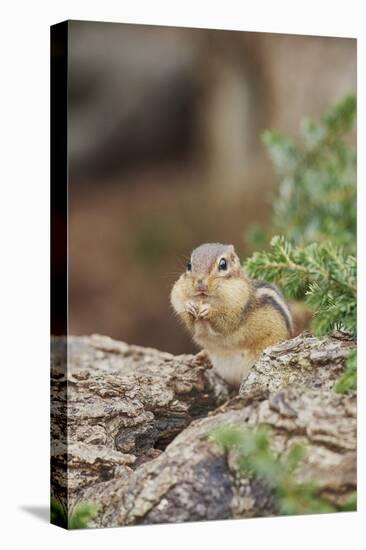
51,331,356,527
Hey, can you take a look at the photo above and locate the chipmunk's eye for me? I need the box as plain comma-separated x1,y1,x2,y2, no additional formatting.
218,258,227,271
186,260,192,272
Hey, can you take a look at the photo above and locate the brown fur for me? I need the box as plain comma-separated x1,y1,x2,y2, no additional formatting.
171,243,292,386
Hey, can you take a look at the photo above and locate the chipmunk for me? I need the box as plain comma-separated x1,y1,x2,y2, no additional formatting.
170,243,293,388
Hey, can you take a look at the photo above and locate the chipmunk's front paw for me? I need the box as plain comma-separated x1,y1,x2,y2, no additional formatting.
186,300,200,319
198,303,211,319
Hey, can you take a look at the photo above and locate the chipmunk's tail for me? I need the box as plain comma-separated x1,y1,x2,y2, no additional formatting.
288,300,313,336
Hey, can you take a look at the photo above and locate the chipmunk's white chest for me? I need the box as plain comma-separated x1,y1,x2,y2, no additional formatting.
208,351,255,387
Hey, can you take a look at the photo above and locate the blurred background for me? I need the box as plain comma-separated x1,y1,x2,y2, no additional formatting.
68,20,356,354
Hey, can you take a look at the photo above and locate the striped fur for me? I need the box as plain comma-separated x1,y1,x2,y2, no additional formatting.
253,280,293,336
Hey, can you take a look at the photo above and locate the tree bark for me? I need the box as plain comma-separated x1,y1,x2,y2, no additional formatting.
51,331,356,527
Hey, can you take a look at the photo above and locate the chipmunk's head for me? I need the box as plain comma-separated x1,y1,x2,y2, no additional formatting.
184,243,245,299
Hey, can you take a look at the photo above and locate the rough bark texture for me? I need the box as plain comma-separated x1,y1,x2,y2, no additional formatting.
51,331,356,527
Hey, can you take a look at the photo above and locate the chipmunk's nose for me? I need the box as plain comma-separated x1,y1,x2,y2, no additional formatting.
195,279,208,293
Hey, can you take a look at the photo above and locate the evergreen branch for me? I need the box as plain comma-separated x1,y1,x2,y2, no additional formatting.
245,236,356,336
258,96,356,252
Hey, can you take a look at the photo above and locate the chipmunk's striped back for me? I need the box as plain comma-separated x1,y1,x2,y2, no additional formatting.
252,280,293,337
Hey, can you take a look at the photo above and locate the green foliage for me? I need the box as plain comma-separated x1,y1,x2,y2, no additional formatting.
246,235,356,336
68,502,97,529
51,497,67,528
51,497,97,529
209,425,356,515
334,348,357,394
245,96,357,392
261,95,356,251
337,492,357,512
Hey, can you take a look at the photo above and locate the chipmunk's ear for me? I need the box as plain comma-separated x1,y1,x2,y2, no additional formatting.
227,244,236,258
227,245,242,271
